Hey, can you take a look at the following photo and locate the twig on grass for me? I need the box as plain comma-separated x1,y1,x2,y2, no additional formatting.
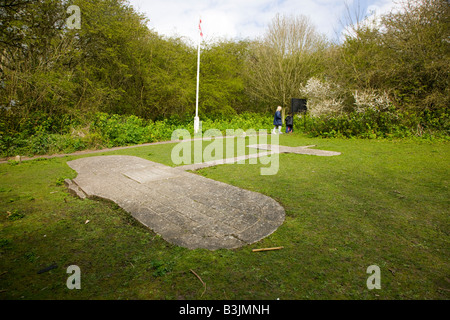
252,246,284,252
190,269,206,297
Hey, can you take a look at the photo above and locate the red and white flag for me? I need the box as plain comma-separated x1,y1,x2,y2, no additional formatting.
199,19,203,37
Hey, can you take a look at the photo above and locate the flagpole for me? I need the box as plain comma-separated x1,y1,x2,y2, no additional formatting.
196,39,200,118
194,18,202,134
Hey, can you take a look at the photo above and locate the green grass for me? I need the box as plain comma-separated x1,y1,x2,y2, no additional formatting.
0,133,449,299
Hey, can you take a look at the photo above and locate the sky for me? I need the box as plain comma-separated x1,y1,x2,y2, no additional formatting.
127,0,401,43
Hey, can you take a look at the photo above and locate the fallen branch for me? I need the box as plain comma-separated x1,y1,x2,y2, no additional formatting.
252,246,284,252
37,263,58,274
190,269,206,297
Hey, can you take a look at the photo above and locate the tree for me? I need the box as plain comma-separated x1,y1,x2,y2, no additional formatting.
245,13,328,112
0,0,72,129
330,0,449,111
379,0,449,110
198,39,251,117
69,0,155,117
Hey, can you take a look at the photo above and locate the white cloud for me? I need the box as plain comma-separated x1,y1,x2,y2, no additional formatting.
366,0,399,16
127,0,398,43
338,0,402,42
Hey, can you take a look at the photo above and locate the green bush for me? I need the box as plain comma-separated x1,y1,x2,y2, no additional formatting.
0,111,274,157
91,113,148,147
9,109,448,157
297,108,449,139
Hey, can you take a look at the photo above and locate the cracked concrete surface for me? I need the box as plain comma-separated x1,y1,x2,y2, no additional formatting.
66,155,285,250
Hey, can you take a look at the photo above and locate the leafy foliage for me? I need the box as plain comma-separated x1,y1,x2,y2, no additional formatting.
329,0,449,112
0,112,273,157
298,107,450,139
0,0,448,155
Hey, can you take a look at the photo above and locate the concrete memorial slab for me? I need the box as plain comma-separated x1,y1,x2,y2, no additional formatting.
65,143,340,250
66,155,285,250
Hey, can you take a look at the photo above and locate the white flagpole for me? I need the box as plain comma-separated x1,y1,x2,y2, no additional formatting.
194,18,202,134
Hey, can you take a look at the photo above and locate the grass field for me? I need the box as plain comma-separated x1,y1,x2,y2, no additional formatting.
0,133,449,300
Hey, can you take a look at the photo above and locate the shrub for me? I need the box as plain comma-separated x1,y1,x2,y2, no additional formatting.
91,113,148,147
298,107,449,139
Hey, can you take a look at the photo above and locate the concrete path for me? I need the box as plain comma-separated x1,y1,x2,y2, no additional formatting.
66,155,285,250
0,134,258,164
247,144,341,156
177,150,276,171
177,144,340,171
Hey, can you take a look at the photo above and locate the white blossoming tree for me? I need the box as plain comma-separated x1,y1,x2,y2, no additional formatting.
299,77,345,117
353,89,392,113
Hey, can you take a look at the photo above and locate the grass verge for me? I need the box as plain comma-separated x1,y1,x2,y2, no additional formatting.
0,134,448,299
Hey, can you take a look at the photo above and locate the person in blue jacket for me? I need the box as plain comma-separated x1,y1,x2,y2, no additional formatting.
272,106,283,134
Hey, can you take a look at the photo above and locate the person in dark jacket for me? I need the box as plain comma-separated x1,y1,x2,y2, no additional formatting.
272,106,283,134
285,113,293,133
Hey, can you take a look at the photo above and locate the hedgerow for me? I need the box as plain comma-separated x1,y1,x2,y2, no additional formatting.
0,112,273,157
